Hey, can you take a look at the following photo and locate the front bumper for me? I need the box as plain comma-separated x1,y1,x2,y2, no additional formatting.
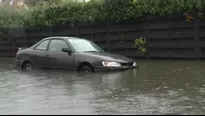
14,60,21,69
95,65,137,71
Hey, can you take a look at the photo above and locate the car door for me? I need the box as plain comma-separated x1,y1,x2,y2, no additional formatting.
47,39,75,70
31,39,50,68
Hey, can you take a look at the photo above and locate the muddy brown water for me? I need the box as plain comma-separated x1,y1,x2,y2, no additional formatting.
0,58,205,115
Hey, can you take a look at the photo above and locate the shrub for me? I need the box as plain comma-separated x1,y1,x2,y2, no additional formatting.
0,0,205,27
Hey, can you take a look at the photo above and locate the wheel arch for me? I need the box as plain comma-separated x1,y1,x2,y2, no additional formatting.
77,61,95,72
21,60,33,70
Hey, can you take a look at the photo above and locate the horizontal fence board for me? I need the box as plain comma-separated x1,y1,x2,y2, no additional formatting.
93,39,107,43
148,42,196,48
109,25,146,32
113,50,146,57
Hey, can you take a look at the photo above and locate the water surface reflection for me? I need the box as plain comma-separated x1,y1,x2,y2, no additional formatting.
0,59,205,114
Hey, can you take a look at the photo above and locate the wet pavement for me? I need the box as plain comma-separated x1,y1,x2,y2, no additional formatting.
0,58,205,115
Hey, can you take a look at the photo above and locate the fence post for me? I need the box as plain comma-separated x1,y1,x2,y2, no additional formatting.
195,12,200,59
8,28,16,57
169,16,172,60
13,35,16,57
76,24,80,37
106,23,111,52
145,16,150,59
91,25,94,41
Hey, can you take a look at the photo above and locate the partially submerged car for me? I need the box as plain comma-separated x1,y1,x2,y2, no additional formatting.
15,36,137,72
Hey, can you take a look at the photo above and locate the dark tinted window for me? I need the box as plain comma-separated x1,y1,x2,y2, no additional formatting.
48,39,68,52
35,40,49,50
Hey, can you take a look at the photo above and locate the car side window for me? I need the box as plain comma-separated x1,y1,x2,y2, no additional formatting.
35,40,49,51
48,39,69,52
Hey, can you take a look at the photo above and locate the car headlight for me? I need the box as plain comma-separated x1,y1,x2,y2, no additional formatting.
133,62,137,66
102,61,121,67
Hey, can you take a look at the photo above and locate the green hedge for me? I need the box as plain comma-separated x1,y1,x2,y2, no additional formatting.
1,0,205,27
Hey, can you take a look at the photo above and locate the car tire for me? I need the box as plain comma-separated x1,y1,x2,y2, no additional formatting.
79,66,93,73
22,63,33,72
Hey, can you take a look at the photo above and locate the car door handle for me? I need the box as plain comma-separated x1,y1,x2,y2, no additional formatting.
45,55,50,58
45,55,52,59
45,55,56,60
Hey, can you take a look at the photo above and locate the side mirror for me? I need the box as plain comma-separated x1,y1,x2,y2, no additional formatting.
62,48,72,55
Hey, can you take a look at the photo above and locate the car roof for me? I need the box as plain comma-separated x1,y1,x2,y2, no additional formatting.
43,36,84,41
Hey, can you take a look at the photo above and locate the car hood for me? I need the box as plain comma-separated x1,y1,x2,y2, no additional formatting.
84,52,135,63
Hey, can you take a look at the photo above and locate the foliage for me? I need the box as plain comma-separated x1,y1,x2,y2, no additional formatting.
134,37,146,53
1,0,205,27
0,5,25,28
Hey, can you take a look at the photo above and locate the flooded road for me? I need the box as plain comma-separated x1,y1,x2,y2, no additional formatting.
0,58,205,115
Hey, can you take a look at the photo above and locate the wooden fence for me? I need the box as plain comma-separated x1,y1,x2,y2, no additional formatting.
0,13,205,59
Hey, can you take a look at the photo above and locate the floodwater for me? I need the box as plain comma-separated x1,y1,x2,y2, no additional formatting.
0,58,205,115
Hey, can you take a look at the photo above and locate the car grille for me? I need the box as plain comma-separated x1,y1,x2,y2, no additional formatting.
120,62,133,67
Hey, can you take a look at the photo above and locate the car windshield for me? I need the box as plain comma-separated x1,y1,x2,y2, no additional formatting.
68,39,105,53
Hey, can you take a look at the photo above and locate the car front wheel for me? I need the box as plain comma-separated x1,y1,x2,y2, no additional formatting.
79,66,93,73
22,63,33,72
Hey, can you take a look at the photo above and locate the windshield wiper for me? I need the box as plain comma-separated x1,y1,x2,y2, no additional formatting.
84,50,105,53
84,51,98,53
